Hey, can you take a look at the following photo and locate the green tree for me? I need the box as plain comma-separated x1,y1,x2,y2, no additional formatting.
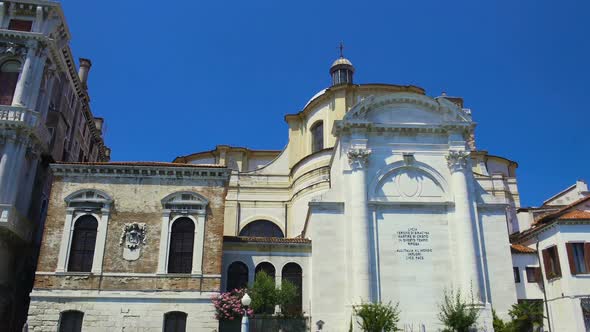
276,277,299,316
353,302,401,332
492,309,508,332
437,288,479,332
506,301,544,332
250,271,277,314
249,271,299,317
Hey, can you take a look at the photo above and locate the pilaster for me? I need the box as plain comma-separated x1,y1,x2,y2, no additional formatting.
446,150,483,302
347,144,372,303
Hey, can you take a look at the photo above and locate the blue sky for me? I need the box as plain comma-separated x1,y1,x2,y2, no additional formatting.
61,0,589,207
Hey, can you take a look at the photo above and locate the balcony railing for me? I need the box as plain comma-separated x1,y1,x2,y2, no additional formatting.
0,105,38,126
0,105,51,147
0,203,34,242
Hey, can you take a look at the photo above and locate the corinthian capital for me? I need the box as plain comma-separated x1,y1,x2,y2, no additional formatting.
347,148,371,169
446,150,470,172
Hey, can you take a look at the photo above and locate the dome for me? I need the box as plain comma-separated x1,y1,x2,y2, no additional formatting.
330,57,354,72
330,56,355,86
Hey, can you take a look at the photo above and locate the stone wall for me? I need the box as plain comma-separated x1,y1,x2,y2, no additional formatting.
27,291,218,332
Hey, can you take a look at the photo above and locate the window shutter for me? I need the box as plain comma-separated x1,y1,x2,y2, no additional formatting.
566,243,577,275
585,243,590,272
554,247,562,277
534,267,542,284
542,249,551,278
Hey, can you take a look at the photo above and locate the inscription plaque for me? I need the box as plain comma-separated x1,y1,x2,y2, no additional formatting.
395,227,432,261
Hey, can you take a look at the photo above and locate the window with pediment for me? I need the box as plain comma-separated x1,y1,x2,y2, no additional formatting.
56,189,112,274
157,192,208,275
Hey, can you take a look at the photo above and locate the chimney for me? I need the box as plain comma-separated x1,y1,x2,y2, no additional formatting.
93,117,104,134
78,58,92,88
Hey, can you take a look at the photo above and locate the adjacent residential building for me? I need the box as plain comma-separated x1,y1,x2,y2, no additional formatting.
27,162,230,331
511,180,590,331
0,1,108,330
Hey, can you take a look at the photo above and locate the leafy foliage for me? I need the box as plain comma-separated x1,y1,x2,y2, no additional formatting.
353,301,401,332
276,276,299,316
437,288,479,332
250,271,277,314
249,271,299,317
492,309,508,332
506,301,544,332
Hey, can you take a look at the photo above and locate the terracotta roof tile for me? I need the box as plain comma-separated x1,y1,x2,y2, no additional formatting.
510,244,537,254
533,196,590,225
223,236,311,244
558,210,590,220
53,161,225,168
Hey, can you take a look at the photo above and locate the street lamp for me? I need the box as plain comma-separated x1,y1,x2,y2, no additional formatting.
241,292,251,332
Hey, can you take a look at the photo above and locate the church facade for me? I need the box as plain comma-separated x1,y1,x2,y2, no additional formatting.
26,54,590,331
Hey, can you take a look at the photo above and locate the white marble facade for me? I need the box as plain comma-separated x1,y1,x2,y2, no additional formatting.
176,58,523,331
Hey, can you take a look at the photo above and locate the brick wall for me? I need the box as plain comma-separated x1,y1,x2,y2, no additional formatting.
34,174,227,291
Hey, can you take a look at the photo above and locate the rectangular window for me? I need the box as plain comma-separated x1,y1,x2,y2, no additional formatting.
8,19,33,32
566,242,590,275
513,267,521,283
526,266,541,283
542,246,562,280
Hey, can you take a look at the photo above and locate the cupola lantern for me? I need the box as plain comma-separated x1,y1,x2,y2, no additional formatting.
330,42,355,86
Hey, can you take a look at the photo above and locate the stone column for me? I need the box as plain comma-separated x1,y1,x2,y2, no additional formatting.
27,49,48,110
347,147,372,303
156,211,171,274
0,138,16,203
12,41,38,107
446,150,483,301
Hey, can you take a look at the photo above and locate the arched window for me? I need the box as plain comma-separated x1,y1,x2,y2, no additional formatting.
163,311,187,332
239,220,284,238
282,263,303,314
167,218,195,273
227,261,249,291
58,310,84,332
310,121,324,153
255,262,276,280
67,215,98,272
0,60,21,105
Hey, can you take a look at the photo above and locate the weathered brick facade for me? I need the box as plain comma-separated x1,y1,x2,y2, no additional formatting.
27,163,229,331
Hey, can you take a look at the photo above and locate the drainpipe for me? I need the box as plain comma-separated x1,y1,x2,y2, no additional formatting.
536,238,552,332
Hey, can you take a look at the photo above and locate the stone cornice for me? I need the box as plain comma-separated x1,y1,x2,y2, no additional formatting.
50,163,231,180
333,121,473,135
284,84,426,123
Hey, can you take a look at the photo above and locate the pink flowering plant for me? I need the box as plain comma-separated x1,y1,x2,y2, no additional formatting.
211,288,254,321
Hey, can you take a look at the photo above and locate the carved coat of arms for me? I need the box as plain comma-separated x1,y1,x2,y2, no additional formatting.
120,223,147,250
